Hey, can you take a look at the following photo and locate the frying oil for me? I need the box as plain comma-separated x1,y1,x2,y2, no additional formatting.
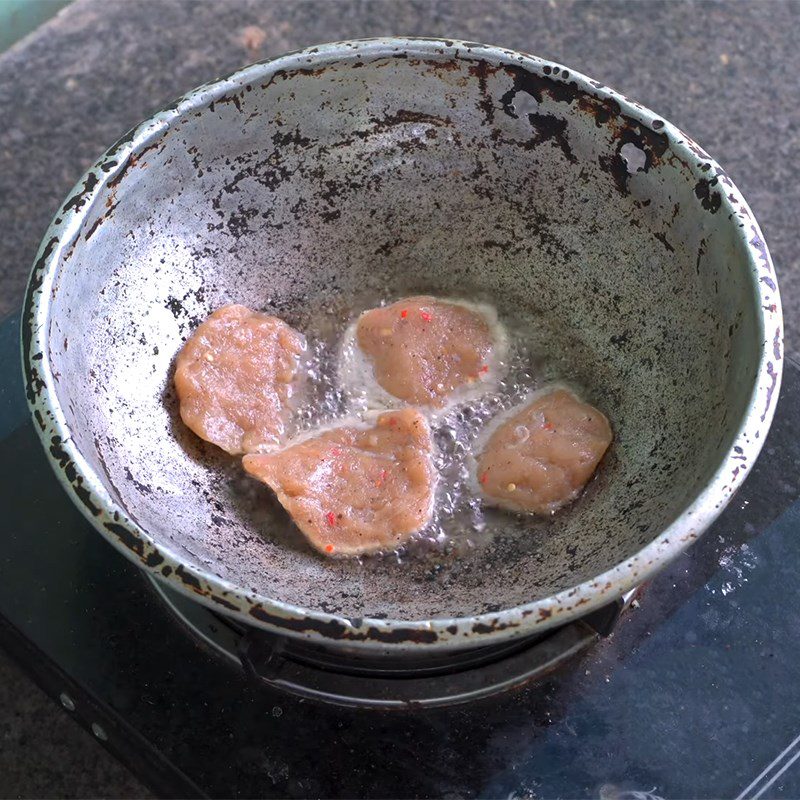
265,288,581,564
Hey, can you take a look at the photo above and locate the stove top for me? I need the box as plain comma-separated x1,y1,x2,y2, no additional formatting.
2,309,799,799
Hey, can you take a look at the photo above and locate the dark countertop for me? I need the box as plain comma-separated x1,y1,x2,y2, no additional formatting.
0,1,798,796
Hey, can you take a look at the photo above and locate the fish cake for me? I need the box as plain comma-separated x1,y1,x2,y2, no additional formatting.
354,296,502,408
174,304,305,455
477,388,612,515
243,408,436,556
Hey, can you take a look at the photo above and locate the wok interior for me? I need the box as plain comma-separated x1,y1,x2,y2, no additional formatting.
47,48,759,620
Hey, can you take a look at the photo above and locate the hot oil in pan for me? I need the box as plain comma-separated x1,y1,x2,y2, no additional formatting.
243,288,604,567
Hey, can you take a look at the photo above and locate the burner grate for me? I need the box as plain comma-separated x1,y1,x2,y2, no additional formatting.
148,576,636,709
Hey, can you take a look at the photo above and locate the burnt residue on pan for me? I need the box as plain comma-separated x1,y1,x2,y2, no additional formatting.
21,38,781,651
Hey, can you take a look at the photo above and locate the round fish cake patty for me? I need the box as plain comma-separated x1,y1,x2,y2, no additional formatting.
174,305,305,455
243,408,436,556
477,388,612,515
355,296,498,407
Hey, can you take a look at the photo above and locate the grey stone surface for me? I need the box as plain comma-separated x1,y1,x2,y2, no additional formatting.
0,0,797,796
0,0,798,355
0,650,150,798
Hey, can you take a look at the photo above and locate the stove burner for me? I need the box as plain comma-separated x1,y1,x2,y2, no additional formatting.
148,576,636,709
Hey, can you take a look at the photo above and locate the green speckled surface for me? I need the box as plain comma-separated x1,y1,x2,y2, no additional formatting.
0,0,69,54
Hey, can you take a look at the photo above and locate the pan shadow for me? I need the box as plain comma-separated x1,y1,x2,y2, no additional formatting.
160,356,315,559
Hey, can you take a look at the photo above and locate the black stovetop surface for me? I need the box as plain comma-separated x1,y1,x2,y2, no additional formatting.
1,309,799,800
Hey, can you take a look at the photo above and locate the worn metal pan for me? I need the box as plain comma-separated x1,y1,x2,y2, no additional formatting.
22,38,782,653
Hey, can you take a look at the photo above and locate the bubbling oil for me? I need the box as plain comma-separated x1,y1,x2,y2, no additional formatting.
259,287,589,565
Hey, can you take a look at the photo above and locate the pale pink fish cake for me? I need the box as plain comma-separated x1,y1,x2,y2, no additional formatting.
243,408,436,556
356,296,495,407
174,304,305,455
477,388,612,515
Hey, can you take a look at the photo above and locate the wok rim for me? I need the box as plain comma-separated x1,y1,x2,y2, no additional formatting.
21,37,783,651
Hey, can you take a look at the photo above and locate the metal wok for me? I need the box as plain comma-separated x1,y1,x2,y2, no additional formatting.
22,38,782,654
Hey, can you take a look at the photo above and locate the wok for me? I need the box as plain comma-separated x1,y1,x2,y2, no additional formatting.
22,38,782,653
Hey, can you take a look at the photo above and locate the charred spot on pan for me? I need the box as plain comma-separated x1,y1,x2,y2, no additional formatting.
249,606,439,643
271,127,313,149
653,231,676,253
471,623,494,634
367,626,438,644
123,466,153,496
144,551,165,567
24,363,46,403
215,93,244,113
226,205,261,238
62,173,99,213
526,113,577,163
175,564,203,591
500,64,580,111
472,616,517,634
422,58,461,73
598,125,663,195
107,154,139,189
576,94,622,127
48,434,71,467
598,152,629,195
695,178,722,213
104,521,144,556
161,566,173,577
468,60,500,123
250,606,348,637
72,478,101,516
84,210,110,242
165,296,187,319
21,236,59,383
211,594,239,611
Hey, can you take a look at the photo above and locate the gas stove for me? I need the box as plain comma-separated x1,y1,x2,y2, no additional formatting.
2,308,799,799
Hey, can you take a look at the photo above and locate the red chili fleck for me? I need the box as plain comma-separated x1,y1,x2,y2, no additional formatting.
420,311,432,322
480,472,488,484
325,544,334,553
543,422,554,431
325,511,336,526
479,365,489,374
400,309,408,319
